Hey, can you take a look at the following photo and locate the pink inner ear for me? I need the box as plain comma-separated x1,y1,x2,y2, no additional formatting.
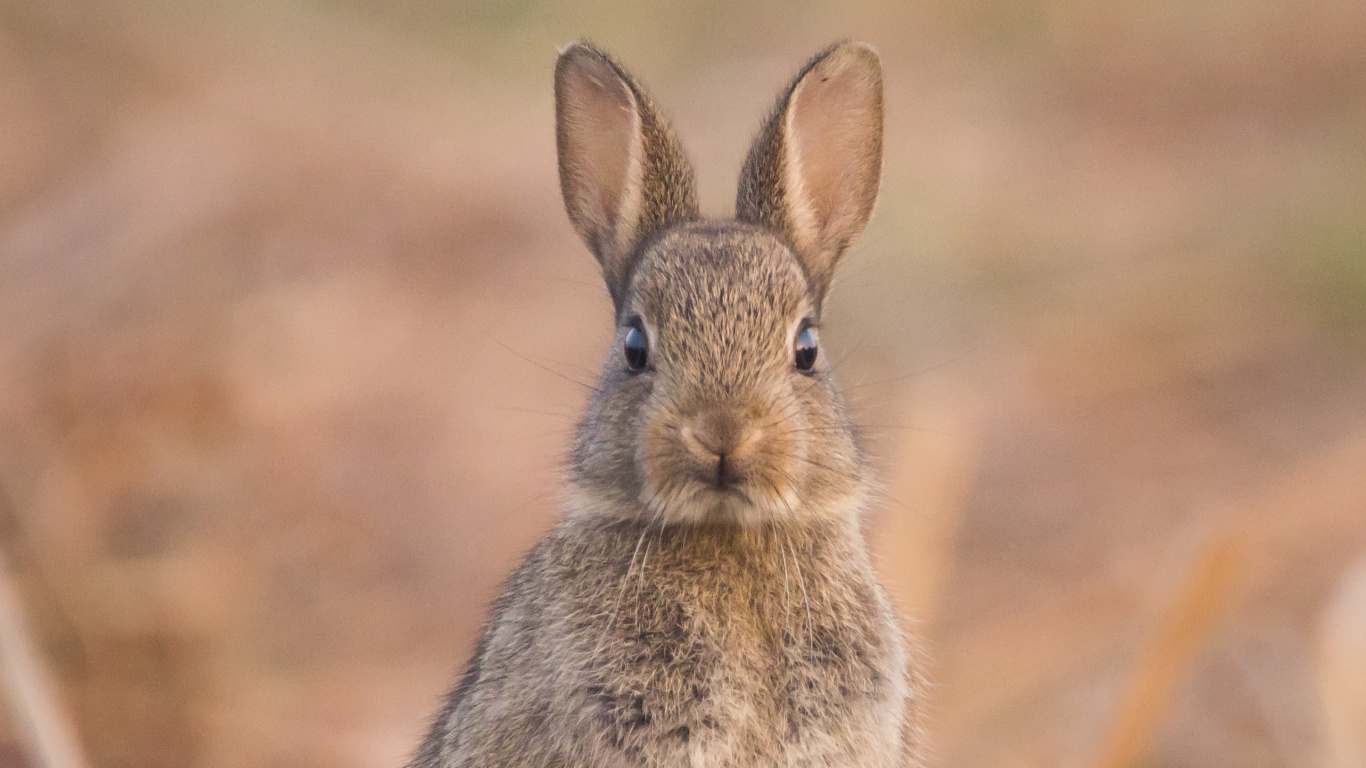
786,48,882,249
560,53,638,236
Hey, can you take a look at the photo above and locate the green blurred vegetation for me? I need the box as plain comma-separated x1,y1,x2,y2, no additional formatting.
1287,211,1366,350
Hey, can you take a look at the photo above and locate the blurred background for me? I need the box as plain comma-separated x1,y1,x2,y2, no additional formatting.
2,0,1366,766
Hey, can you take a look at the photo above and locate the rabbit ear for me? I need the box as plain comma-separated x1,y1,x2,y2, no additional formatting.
556,42,699,308
736,42,883,303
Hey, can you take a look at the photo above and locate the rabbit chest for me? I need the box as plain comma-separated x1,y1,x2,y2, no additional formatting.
444,518,912,768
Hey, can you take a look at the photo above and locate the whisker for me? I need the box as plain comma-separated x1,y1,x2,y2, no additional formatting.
476,320,602,393
766,451,923,522
593,506,654,659
763,478,795,636
770,465,812,507
766,481,815,641
786,528,815,640
771,424,954,438
842,357,959,392
767,450,853,478
778,526,793,632
634,536,653,626
478,405,580,419
828,333,869,374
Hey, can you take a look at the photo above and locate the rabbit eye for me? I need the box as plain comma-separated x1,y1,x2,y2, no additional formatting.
794,325,818,371
624,321,649,372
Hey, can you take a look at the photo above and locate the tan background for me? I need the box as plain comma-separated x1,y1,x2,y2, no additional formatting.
2,1,1366,766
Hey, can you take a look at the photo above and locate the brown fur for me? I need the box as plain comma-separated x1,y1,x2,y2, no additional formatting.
410,41,918,768
737,41,883,307
555,42,699,310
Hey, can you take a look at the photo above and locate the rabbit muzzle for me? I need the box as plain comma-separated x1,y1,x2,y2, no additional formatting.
637,391,809,527
679,407,763,489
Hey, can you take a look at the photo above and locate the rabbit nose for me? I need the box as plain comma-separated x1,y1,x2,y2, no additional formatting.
681,409,758,487
690,409,743,456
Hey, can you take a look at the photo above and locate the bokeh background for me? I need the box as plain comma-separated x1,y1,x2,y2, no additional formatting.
2,0,1366,766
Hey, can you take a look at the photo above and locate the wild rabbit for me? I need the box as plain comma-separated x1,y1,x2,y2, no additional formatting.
409,40,918,767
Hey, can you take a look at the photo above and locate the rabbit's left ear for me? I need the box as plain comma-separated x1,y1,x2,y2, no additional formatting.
736,42,883,303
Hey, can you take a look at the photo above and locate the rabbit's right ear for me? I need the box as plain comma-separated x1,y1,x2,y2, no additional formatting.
736,42,883,306
556,42,699,309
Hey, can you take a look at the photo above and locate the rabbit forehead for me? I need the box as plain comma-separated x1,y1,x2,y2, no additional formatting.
629,224,810,352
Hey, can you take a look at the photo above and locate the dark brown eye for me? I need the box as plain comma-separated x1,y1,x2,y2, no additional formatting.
794,326,818,371
624,322,649,372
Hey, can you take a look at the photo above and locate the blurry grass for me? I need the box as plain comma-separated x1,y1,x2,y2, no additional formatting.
4,0,1366,766
1090,528,1243,768
1285,211,1366,352
272,0,820,82
199,0,1112,84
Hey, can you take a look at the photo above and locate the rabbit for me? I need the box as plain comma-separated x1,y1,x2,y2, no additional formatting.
409,40,919,768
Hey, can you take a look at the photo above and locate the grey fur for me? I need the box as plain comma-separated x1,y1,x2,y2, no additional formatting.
410,41,919,768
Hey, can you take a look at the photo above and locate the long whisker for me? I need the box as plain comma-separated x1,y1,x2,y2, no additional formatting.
828,333,869,374
770,424,953,438
775,452,921,518
616,526,650,604
770,472,838,627
476,320,602,393
778,533,793,634
841,357,958,393
769,465,815,511
757,392,808,429
767,450,853,478
593,502,656,659
478,405,580,419
764,478,794,636
767,482,814,641
634,536,653,626
786,528,814,640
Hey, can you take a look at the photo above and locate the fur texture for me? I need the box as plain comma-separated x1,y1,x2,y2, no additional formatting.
410,40,918,768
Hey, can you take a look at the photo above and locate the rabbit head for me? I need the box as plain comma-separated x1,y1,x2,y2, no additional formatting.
557,41,883,528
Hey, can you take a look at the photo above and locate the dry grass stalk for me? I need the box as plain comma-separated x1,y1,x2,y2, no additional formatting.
1090,528,1244,768
1319,555,1366,768
0,549,90,768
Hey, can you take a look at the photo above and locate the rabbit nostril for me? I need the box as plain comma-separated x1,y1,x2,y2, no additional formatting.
715,454,740,488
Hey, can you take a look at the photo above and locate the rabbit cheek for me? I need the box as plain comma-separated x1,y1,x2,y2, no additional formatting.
748,415,806,519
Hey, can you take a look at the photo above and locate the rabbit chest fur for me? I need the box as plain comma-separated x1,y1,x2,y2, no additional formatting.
410,39,920,767
412,518,910,768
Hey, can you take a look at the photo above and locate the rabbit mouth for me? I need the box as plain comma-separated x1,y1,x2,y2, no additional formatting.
641,467,803,527
691,483,762,523
657,481,766,526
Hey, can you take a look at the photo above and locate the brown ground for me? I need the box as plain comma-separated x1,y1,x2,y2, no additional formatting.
1,1,1365,766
